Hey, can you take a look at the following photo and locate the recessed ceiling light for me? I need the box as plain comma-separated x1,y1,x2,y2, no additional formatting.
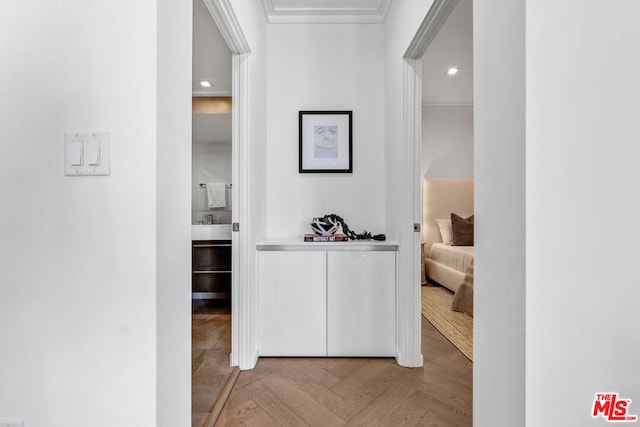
199,80,214,88
446,67,460,76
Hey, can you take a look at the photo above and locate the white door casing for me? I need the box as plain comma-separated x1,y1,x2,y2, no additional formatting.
395,0,459,368
202,0,254,369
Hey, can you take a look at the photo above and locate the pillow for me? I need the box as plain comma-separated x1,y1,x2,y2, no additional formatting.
435,219,453,245
451,213,474,246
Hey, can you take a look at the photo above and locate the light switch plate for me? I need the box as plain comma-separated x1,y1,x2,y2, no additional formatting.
65,131,110,176
0,418,24,427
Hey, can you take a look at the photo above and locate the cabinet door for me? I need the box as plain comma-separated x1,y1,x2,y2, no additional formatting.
327,251,395,356
258,251,327,356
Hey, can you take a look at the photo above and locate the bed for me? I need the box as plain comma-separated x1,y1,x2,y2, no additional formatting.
425,243,473,293
422,178,474,314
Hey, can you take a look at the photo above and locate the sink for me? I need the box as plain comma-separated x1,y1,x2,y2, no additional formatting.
192,224,232,240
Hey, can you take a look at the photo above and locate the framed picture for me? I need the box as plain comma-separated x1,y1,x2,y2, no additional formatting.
299,110,352,173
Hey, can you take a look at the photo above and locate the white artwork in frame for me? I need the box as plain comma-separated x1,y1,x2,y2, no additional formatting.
299,111,352,173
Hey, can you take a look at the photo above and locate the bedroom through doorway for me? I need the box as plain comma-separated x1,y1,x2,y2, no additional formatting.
418,0,475,363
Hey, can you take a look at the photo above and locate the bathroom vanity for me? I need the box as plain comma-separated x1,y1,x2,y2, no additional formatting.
256,239,398,357
192,225,232,304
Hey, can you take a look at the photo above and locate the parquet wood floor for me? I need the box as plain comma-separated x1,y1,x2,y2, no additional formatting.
192,300,233,427
216,316,472,426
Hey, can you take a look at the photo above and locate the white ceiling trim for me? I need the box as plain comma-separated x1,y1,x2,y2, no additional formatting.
192,90,233,97
262,0,392,23
422,101,473,110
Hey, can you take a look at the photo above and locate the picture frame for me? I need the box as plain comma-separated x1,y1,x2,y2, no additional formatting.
299,110,352,173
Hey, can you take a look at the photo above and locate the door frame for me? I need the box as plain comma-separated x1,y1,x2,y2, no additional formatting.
396,0,459,368
202,0,252,368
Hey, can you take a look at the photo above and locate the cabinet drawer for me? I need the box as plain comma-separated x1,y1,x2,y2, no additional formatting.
192,240,231,271
192,273,230,292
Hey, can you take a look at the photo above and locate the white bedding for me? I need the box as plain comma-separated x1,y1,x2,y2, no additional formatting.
428,243,474,273
425,243,474,293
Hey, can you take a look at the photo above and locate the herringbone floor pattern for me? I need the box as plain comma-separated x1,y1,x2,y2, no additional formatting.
216,317,472,426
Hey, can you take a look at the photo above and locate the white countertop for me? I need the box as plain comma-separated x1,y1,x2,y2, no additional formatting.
191,224,232,240
256,237,398,251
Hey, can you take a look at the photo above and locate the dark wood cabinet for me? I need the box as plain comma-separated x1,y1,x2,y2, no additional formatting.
192,240,231,302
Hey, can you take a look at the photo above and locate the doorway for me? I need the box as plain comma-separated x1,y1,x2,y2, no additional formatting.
403,0,475,348
418,0,474,351
191,0,234,424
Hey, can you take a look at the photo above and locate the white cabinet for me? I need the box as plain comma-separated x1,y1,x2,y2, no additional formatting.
257,245,396,357
327,251,395,356
258,251,326,356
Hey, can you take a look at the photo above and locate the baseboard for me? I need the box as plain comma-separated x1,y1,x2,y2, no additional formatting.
396,348,424,368
237,350,259,370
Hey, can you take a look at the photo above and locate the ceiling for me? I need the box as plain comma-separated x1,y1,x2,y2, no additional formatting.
192,0,473,108
192,0,232,96
192,0,233,146
422,0,473,106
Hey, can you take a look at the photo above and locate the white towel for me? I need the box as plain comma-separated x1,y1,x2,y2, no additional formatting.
206,183,226,208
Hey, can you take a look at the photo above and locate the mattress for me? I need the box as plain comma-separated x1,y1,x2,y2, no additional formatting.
428,243,474,274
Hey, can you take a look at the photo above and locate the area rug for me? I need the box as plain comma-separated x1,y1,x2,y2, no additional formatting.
421,286,473,361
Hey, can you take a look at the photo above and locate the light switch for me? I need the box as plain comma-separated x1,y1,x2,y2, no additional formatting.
70,140,84,166
0,419,24,427
65,131,110,176
85,139,100,166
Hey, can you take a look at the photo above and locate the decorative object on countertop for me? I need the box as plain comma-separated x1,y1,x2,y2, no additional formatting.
299,111,352,173
310,216,339,236
304,234,348,242
311,214,385,241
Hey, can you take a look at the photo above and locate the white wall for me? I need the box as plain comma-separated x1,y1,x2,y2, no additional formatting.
0,1,159,426
157,0,192,424
526,1,640,425
192,142,232,223
473,0,526,425
421,107,474,178
192,143,232,189
266,23,386,237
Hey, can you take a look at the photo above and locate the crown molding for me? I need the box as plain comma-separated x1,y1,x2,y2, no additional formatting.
266,14,386,24
262,0,391,23
422,101,474,110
